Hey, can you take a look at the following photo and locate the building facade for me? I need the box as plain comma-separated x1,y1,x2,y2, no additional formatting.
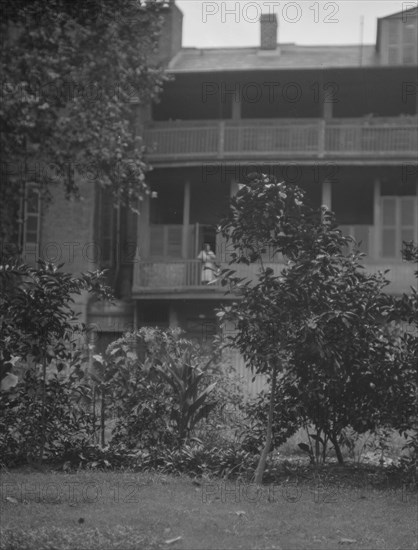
17,5,418,389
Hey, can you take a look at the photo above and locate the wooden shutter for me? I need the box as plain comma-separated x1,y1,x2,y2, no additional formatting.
387,19,401,64
150,225,164,257
167,225,182,257
381,196,417,258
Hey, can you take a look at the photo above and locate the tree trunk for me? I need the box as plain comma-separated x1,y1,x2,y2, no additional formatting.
36,356,48,466
330,434,344,464
254,360,279,485
322,435,328,464
315,429,321,463
100,387,106,447
92,385,97,443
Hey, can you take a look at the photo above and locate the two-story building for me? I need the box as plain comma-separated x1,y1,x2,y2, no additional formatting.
16,4,418,389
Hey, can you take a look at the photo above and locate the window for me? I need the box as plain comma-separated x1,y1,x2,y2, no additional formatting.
402,23,417,64
388,18,400,43
21,185,41,265
383,16,417,65
381,196,417,258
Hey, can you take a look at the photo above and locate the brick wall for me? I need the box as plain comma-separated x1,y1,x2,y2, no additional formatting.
155,3,183,64
260,14,278,50
38,176,96,323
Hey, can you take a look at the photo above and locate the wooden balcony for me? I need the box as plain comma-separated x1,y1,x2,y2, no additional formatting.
143,117,418,164
132,255,417,298
132,259,282,297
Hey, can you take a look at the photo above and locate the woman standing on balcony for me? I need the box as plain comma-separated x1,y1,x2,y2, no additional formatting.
198,243,217,284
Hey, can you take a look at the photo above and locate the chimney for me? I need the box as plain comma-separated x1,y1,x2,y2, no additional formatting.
156,1,183,63
260,13,278,50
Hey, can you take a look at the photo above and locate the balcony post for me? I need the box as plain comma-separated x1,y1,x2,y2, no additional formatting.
182,180,191,259
218,120,225,159
318,119,326,158
169,304,179,328
232,91,241,121
138,194,150,259
373,178,381,260
319,75,333,158
322,179,332,210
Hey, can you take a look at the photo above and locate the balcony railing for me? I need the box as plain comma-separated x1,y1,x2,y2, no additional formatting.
132,256,417,296
132,259,284,293
143,117,418,162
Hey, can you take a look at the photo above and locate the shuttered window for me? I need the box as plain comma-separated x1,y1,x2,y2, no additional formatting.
381,196,417,258
149,225,182,258
384,16,417,65
402,23,417,63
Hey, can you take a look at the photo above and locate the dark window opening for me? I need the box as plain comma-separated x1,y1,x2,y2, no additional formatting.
332,181,374,225
150,181,184,224
381,180,417,196
94,332,122,355
141,302,169,325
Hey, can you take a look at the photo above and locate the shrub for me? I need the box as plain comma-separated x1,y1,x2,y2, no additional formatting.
193,361,246,449
0,259,111,465
143,441,258,479
97,328,219,449
241,375,300,455
0,369,94,467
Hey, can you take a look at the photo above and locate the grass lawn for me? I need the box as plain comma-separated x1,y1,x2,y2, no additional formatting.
0,470,416,550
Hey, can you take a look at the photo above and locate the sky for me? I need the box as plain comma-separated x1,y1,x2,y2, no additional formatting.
176,0,416,47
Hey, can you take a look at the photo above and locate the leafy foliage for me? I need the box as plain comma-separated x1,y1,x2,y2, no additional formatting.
388,241,418,478
150,442,258,479
1,0,170,240
218,174,416,479
95,328,219,449
0,258,111,464
0,259,111,380
241,374,300,455
0,368,94,467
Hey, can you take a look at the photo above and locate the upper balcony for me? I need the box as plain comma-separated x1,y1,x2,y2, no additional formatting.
132,223,418,299
132,256,417,299
143,116,418,165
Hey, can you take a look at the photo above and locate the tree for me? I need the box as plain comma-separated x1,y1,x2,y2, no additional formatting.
387,241,418,445
92,328,218,448
1,0,170,242
0,259,111,464
218,174,412,482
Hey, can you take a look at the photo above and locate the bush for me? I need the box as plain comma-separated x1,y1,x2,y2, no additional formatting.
241,378,300,455
0,369,94,467
96,328,219,450
138,441,258,479
194,362,246,449
0,259,111,465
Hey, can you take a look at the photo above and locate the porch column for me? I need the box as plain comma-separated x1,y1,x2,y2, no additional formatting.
320,77,333,158
321,179,332,210
169,304,179,328
320,72,334,120
323,97,333,119
182,180,191,259
230,179,238,197
219,179,239,262
137,194,150,259
373,178,381,259
232,90,241,121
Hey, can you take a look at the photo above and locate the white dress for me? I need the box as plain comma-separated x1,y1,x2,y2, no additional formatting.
197,250,216,283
